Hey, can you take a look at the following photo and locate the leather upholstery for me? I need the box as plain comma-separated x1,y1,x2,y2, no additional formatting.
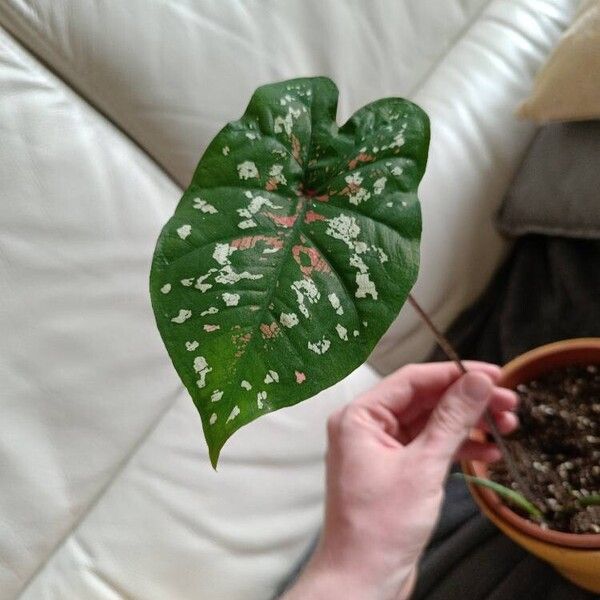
0,1,578,598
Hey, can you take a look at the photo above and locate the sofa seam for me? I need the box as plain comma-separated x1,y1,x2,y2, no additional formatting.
407,0,495,98
0,4,182,193
15,392,182,599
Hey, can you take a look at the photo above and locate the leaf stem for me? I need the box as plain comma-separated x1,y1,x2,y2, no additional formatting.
407,294,540,511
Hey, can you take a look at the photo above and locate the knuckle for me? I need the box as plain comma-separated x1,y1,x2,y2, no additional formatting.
399,362,420,379
430,401,470,439
338,404,361,426
337,405,368,435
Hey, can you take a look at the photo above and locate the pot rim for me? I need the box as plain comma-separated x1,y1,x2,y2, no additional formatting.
464,337,600,550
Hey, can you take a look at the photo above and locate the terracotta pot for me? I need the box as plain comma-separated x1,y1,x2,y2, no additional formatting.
463,338,600,593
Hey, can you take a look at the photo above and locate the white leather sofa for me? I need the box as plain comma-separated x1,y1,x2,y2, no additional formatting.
0,1,579,598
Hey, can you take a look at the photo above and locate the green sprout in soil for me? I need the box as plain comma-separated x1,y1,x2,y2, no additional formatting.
454,473,543,519
580,494,600,508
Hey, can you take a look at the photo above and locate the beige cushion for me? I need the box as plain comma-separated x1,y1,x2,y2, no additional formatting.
518,0,600,122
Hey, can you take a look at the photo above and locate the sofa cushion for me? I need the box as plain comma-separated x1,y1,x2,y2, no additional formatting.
518,0,600,122
498,121,600,239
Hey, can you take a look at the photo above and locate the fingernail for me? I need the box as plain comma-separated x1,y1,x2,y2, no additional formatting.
461,372,492,402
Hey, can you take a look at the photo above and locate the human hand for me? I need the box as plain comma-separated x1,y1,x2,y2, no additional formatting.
282,362,518,600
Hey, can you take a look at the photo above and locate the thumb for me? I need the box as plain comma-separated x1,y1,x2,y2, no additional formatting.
419,371,493,461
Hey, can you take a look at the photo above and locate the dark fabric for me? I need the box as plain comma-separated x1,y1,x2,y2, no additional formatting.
276,235,600,599
497,121,600,240
413,235,600,600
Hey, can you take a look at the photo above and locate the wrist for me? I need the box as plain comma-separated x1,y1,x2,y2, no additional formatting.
282,541,415,600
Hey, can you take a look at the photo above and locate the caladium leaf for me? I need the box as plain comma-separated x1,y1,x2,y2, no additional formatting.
150,77,429,466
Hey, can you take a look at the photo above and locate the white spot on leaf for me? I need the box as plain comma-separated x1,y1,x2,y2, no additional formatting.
180,278,194,287
269,164,287,185
274,106,301,135
185,341,199,351
213,244,237,266
308,337,331,355
227,405,241,422
350,253,369,274
236,195,282,230
326,215,360,247
210,413,217,425
356,272,378,300
222,146,230,156
344,171,370,205
211,389,223,402
390,125,407,149
215,265,263,285
222,293,240,307
211,235,263,286
280,312,299,328
328,293,344,316
194,269,217,293
345,172,363,186
373,177,387,195
238,219,257,229
241,380,252,390
203,324,220,332
193,198,218,214
257,390,267,409
201,307,218,316
177,224,191,239
237,161,259,180
354,241,368,254
336,324,348,341
372,246,388,263
171,309,192,324
264,370,279,384
193,356,212,389
291,279,320,318
161,284,171,294
349,188,371,206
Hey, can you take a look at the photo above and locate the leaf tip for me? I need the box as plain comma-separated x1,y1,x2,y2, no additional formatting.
209,445,221,471
207,431,229,471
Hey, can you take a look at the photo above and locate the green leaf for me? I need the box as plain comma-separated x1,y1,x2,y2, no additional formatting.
150,77,430,466
454,473,543,519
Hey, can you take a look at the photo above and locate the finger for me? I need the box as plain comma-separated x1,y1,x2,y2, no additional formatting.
415,371,494,461
396,402,519,447
358,361,501,417
489,387,519,412
456,440,502,463
400,383,517,428
477,410,519,436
